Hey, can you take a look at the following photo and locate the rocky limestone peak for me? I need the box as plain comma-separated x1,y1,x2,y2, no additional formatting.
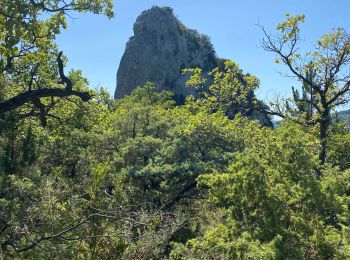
114,6,217,99
114,6,272,127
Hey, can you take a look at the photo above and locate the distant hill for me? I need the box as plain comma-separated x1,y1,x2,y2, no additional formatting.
336,109,350,128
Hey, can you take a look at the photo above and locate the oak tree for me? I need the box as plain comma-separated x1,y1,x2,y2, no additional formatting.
260,14,350,164
0,0,113,123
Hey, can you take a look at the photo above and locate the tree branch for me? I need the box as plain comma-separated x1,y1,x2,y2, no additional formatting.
0,88,91,114
0,51,91,114
57,51,72,91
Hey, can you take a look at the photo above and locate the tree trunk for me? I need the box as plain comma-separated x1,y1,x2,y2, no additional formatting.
319,109,330,165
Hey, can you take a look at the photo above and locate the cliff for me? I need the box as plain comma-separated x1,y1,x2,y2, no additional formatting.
115,6,272,126
115,6,217,99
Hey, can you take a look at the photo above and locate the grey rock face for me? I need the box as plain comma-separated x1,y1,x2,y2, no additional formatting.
115,6,217,99
115,6,272,127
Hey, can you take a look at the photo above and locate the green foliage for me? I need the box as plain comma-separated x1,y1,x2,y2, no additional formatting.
172,121,350,259
1,73,350,259
1,9,350,259
263,13,350,163
178,22,217,66
276,14,305,41
184,60,264,122
328,131,350,170
0,0,114,120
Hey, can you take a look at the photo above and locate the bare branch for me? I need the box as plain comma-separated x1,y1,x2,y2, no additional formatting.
57,51,72,91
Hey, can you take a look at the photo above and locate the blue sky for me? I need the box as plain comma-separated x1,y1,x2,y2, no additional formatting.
56,0,350,106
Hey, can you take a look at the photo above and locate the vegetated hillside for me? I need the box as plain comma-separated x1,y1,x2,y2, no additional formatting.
336,109,350,128
1,1,350,259
2,84,350,259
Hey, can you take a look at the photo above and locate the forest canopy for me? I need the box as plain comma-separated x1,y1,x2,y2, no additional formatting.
1,2,350,259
